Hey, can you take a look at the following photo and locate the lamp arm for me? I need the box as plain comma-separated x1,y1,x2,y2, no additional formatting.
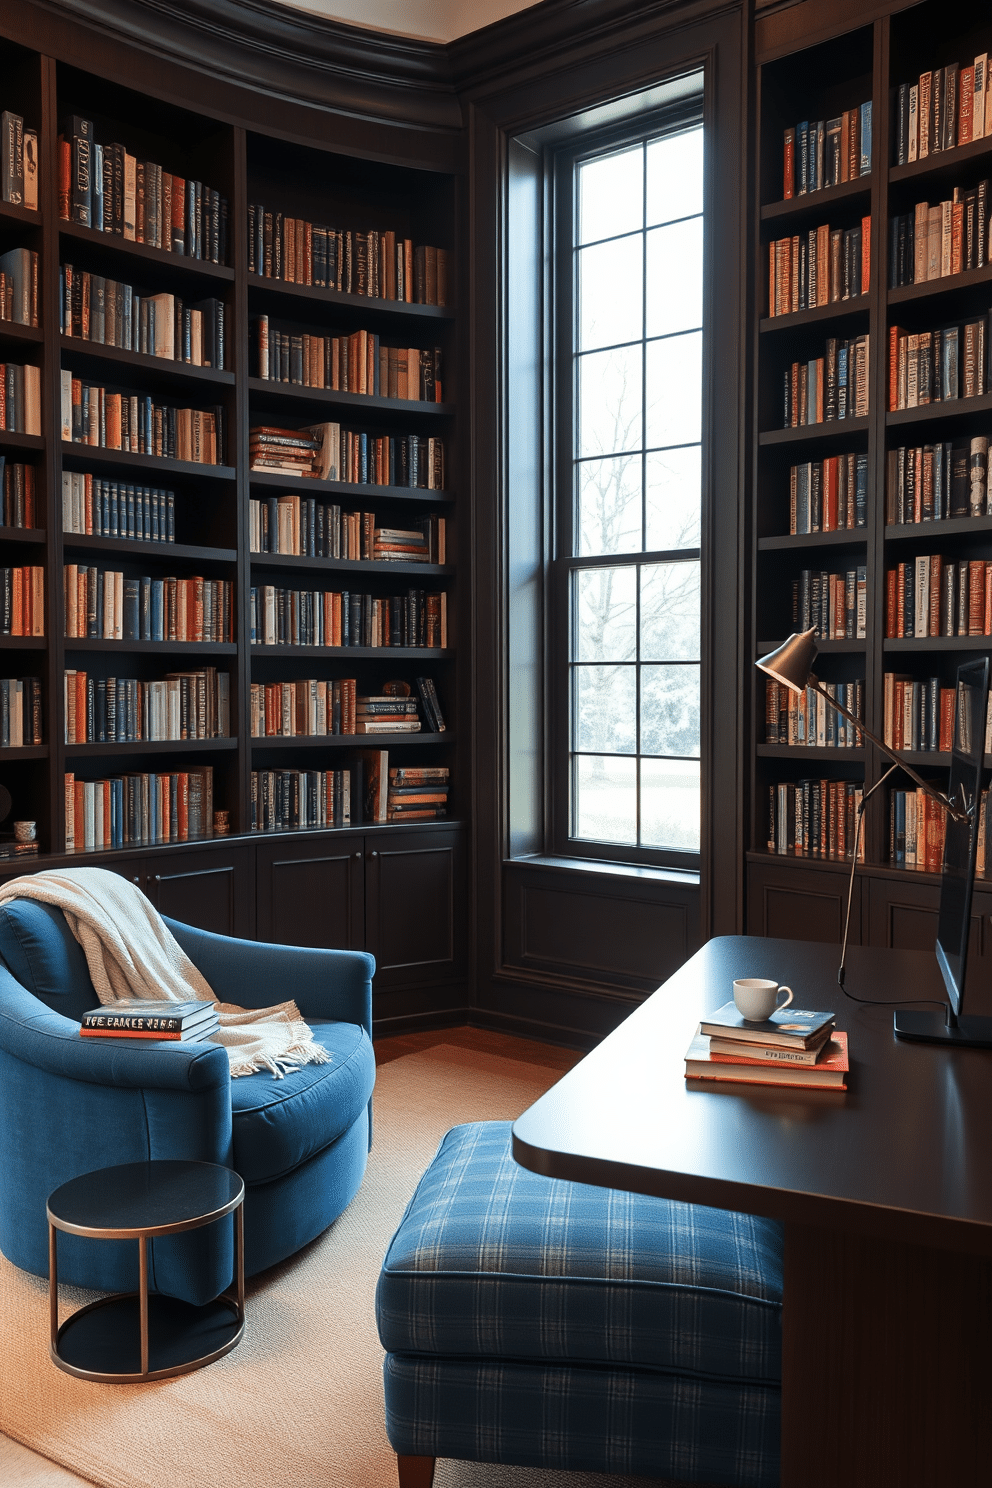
838,763,900,987
807,676,969,824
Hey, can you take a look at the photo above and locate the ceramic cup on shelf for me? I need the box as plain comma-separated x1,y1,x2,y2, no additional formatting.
732,978,793,1023
13,821,37,843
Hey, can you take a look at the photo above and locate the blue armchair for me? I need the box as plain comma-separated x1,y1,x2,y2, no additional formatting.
0,899,375,1307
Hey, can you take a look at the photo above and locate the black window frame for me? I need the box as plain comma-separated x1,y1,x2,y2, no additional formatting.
549,95,707,873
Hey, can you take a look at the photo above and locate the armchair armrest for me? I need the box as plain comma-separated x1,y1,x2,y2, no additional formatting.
164,918,374,1037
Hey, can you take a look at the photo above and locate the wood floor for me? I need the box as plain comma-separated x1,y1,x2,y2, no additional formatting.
2,1025,581,1488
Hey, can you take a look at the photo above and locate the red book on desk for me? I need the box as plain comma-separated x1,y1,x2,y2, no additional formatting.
685,1031,849,1090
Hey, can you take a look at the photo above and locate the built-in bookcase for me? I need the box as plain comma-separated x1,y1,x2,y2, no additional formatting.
748,0,992,966
0,37,461,862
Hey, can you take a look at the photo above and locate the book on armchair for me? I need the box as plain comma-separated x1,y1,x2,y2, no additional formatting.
79,999,218,1037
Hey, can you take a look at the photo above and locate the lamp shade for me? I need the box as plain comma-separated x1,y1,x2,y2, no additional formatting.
756,627,818,695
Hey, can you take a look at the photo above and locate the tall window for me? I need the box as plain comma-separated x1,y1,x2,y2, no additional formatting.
557,113,704,868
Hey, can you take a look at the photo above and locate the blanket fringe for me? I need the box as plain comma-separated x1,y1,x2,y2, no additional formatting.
227,1039,333,1080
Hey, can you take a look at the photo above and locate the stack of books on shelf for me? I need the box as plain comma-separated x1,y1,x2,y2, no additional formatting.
0,835,39,861
885,554,992,638
0,247,38,327
248,497,445,563
685,1004,848,1090
387,765,449,823
356,692,421,735
783,105,872,198
789,454,868,533
58,116,228,263
64,766,215,851
62,473,176,542
1,460,38,529
2,110,39,209
783,334,869,426
764,677,863,747
0,567,44,636
888,185,989,288
888,318,990,409
791,565,867,640
885,439,986,524
0,363,42,435
768,218,869,315
767,778,864,859
61,267,225,369
894,55,991,163
249,423,445,491
246,207,448,305
60,377,225,464
79,999,220,1042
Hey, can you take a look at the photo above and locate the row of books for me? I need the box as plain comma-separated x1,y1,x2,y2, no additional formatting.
686,1004,847,1091
60,268,226,369
248,585,447,649
782,334,870,426
884,440,986,525
252,317,442,401
59,117,228,263
788,454,868,534
1,111,39,209
0,460,37,529
64,669,231,744
782,104,872,199
79,999,219,1043
0,677,42,747
249,498,444,564
362,754,450,824
767,219,869,317
64,767,216,852
883,673,956,754
766,778,865,860
248,423,446,490
0,363,42,435
888,316,990,409
0,247,38,327
790,566,867,640
888,186,989,289
885,556,992,639
890,787,947,871
764,678,863,748
61,474,176,543
249,677,445,737
246,207,448,305
60,378,225,465
63,567,234,643
0,567,44,637
250,768,353,832
894,56,991,164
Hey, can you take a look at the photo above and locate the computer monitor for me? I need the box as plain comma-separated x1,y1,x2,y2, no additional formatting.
894,657,992,1048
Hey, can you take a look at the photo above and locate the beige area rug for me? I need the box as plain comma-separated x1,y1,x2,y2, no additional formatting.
0,1043,686,1488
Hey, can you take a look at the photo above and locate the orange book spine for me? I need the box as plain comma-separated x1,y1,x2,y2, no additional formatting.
861,215,871,295
889,325,901,411
58,137,71,221
959,65,975,146
970,561,986,635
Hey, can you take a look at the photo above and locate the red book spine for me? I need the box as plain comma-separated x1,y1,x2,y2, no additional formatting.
886,567,897,637
783,128,795,200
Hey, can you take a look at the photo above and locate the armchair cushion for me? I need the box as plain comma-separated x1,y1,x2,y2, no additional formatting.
231,1019,375,1185
0,899,96,1022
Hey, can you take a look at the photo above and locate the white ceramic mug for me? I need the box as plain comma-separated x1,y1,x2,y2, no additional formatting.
733,978,794,1022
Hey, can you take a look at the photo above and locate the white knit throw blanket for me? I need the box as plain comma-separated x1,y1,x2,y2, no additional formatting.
0,867,331,1079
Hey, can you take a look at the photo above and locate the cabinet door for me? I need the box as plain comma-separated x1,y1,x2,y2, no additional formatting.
141,845,254,939
365,828,466,990
255,833,365,950
747,858,861,945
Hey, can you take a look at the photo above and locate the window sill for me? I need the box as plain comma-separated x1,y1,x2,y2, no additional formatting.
508,854,700,887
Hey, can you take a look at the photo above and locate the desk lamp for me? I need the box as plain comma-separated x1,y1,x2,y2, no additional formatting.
756,627,970,989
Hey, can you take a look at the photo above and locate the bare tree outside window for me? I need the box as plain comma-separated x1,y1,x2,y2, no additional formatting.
567,123,703,857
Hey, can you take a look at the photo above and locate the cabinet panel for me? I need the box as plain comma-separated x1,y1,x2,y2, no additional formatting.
747,859,861,945
254,834,365,950
366,828,466,988
140,846,254,939
867,877,992,1015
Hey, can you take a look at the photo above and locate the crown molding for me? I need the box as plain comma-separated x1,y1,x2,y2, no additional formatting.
26,0,462,132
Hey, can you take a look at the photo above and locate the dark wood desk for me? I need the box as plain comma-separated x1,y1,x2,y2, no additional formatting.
512,936,992,1488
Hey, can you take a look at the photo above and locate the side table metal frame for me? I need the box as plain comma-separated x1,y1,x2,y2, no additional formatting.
48,1173,246,1383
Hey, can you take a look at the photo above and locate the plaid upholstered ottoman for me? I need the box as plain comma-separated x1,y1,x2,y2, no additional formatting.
375,1121,783,1488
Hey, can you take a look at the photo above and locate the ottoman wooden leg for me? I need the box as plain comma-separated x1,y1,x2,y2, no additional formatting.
397,1455,435,1488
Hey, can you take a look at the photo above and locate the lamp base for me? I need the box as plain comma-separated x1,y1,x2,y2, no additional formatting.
893,1008,992,1049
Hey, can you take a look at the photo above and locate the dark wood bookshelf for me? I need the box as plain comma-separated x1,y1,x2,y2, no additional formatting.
248,471,454,503
249,552,452,577
62,534,237,563
250,732,449,749
247,273,454,321
885,516,992,541
64,738,237,757
889,134,992,188
0,199,42,228
757,638,865,655
756,744,866,761
0,745,47,760
250,644,451,659
758,417,870,447
758,530,867,551
0,321,44,346
885,391,992,428
887,261,992,307
0,636,46,649
63,639,238,654
61,443,236,481
0,432,44,452
58,220,236,284
882,636,992,652
759,299,870,333
760,176,872,222
60,336,236,388
247,375,454,417
0,526,46,545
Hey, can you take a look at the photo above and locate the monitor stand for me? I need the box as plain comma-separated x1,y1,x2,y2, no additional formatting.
894,1008,992,1049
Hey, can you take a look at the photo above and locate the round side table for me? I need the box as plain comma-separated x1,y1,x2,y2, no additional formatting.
47,1159,245,1383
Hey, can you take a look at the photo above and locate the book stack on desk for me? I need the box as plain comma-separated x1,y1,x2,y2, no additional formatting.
685,1003,848,1089
79,999,219,1041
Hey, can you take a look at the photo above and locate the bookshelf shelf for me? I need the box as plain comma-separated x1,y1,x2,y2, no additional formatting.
885,392,992,428
247,274,454,321
0,433,44,452
247,376,454,418
887,262,992,308
64,739,238,757
0,200,42,228
883,636,992,652
62,535,237,563
756,744,866,761
0,636,46,649
250,645,451,659
0,526,46,546
60,337,236,389
248,471,454,503
757,638,865,655
58,221,236,284
759,301,870,334
885,517,992,541
0,745,47,760
250,732,449,749
758,530,867,551
0,322,43,347
249,552,452,578
758,418,869,447
888,135,992,188
61,443,236,481
760,177,872,222
63,639,238,655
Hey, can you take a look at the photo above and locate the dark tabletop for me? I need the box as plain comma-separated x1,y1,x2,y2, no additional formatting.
513,936,992,1255
47,1160,244,1238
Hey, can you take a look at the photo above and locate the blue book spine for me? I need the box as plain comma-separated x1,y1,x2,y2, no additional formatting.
167,490,175,541
140,576,151,640
893,791,906,864
249,587,257,643
150,579,163,641
859,101,872,176
797,123,809,195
